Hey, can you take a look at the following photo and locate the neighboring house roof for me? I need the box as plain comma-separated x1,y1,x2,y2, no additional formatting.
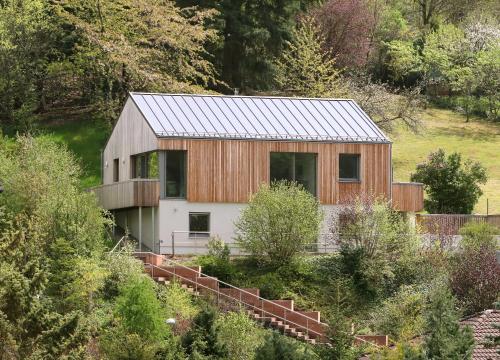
129,92,389,143
461,309,500,359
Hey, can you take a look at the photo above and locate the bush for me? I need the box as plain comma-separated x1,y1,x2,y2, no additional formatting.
254,331,317,360
235,181,323,267
410,149,487,214
371,285,426,341
459,222,498,251
215,311,265,360
197,236,237,282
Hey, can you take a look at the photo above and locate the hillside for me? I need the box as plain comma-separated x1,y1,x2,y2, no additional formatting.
392,108,500,214
41,106,500,213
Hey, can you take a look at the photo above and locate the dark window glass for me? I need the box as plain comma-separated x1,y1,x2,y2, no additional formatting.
270,152,317,195
113,158,119,182
131,152,159,179
165,151,186,198
189,213,209,237
339,154,360,181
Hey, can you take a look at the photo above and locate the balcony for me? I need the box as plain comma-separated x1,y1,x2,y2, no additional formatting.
90,179,160,210
391,182,424,212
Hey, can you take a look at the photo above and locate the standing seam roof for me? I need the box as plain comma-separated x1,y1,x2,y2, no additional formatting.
129,93,390,143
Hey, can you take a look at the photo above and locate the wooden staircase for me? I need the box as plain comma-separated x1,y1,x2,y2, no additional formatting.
133,251,389,347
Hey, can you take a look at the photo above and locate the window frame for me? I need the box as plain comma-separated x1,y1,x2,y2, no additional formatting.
113,158,119,182
338,153,361,182
163,150,187,199
188,212,210,238
269,152,318,196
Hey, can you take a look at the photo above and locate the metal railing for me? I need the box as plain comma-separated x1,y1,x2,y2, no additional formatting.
109,235,128,253
164,231,339,256
133,251,382,348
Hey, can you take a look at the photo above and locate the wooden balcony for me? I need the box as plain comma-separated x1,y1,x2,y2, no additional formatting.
90,179,160,210
391,182,424,212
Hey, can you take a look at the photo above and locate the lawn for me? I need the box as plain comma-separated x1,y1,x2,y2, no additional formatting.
391,108,500,214
40,116,110,188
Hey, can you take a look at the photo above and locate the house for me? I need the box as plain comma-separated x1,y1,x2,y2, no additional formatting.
92,93,423,254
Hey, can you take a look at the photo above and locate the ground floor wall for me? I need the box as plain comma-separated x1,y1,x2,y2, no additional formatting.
114,207,159,252
157,200,343,255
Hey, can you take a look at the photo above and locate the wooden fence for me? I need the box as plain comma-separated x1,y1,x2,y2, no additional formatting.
416,214,500,234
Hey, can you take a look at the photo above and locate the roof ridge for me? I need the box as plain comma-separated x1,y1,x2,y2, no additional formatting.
129,91,355,102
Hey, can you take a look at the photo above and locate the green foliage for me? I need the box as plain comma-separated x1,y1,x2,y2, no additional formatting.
115,275,168,342
459,221,499,251
182,306,227,359
371,285,426,341
215,311,264,360
254,331,318,360
235,181,323,267
158,280,198,320
411,149,488,213
274,17,346,98
336,197,420,300
422,281,475,359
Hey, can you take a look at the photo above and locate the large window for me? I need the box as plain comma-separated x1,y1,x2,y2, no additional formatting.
165,150,186,198
270,152,317,195
131,152,158,179
189,212,210,237
339,154,360,181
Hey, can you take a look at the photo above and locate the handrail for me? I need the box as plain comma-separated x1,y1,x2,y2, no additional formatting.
109,235,127,253
133,251,382,348
142,261,325,340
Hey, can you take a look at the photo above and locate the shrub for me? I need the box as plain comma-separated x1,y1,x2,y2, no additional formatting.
459,222,498,251
197,236,237,282
115,275,168,342
235,181,323,267
450,245,500,315
410,149,487,214
215,311,265,360
371,285,426,341
254,331,317,360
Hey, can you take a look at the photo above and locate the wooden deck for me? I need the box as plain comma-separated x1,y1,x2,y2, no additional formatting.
90,179,160,210
391,182,424,212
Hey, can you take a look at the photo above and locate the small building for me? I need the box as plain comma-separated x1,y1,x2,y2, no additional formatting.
92,93,423,254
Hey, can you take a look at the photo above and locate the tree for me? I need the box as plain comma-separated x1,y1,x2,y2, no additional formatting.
235,181,323,267
274,17,346,98
311,0,376,69
421,282,475,359
411,149,487,214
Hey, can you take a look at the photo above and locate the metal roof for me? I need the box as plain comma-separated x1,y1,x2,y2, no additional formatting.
129,93,389,143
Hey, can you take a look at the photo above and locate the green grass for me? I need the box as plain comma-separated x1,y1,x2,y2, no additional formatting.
40,117,110,188
392,108,500,214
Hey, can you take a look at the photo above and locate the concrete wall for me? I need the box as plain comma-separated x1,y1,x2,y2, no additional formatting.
114,207,159,252
158,199,343,255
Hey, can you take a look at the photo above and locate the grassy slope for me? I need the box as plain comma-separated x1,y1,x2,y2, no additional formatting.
392,108,500,214
41,117,109,188
40,107,500,213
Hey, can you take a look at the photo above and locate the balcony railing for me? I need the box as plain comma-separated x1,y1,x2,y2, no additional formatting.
90,179,160,210
392,182,424,212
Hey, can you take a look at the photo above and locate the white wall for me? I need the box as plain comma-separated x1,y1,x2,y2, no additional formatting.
158,199,343,255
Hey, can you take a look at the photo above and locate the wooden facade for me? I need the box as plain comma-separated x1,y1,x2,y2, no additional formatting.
91,179,159,210
391,182,424,212
158,138,392,205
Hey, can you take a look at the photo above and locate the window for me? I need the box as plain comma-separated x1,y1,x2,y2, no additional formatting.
131,152,158,179
270,152,317,195
189,212,209,237
113,158,119,182
165,151,186,198
339,154,360,181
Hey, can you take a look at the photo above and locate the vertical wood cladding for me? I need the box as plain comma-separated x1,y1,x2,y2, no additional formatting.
158,139,391,205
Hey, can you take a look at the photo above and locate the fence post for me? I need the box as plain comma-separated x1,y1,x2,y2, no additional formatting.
171,231,175,257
